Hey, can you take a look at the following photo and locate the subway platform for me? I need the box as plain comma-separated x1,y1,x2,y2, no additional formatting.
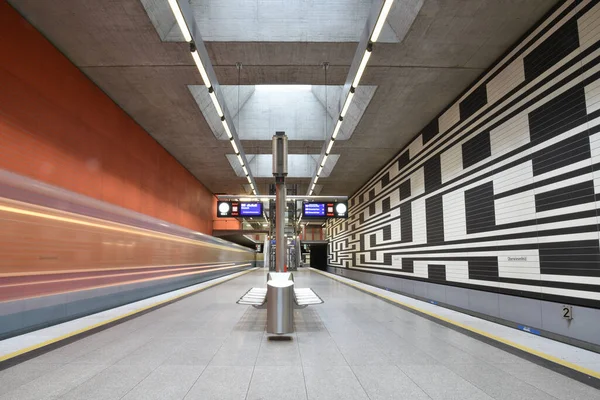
1,268,600,400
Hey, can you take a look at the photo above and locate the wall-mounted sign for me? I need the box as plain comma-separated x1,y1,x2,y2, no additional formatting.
302,202,348,219
240,202,263,216
217,201,263,218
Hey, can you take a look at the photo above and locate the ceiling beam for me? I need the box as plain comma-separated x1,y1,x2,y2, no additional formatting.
170,0,259,194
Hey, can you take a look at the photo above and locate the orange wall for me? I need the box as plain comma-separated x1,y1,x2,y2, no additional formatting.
0,2,214,234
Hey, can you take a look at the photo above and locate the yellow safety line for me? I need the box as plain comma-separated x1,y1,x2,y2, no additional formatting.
310,268,600,380
0,268,257,363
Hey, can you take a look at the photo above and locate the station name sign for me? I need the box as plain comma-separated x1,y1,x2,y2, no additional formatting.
302,202,348,219
217,201,263,218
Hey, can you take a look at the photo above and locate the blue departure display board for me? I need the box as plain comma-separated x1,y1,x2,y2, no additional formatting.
303,203,326,217
303,202,348,219
239,202,263,216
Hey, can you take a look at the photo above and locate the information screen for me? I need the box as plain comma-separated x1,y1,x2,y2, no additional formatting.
303,202,326,217
239,202,263,216
303,202,348,219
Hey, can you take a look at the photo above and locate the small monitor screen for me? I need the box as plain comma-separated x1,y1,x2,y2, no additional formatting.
303,202,326,217
239,202,263,216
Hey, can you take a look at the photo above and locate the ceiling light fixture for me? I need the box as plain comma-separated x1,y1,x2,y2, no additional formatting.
317,165,323,176
208,87,224,117
222,119,233,139
237,154,244,165
332,119,343,139
352,46,372,88
247,175,252,183
167,0,192,42
371,0,394,43
340,87,355,118
326,139,335,155
314,176,319,183
230,139,239,154
322,154,328,165
190,49,211,88
242,165,248,176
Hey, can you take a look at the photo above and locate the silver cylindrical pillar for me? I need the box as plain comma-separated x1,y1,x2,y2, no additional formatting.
266,279,294,334
275,182,286,272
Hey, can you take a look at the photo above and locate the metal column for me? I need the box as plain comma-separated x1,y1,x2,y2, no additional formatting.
275,182,286,272
272,132,288,273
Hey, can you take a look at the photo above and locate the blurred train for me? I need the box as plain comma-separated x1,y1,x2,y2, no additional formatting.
0,169,255,339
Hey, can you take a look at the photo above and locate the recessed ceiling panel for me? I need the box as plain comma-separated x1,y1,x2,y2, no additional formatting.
141,0,401,43
227,154,340,178
189,84,376,141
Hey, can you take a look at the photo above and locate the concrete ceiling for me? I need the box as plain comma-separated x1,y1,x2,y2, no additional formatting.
8,0,558,196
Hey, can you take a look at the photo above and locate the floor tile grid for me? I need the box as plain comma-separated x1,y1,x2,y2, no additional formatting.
329,281,544,398
312,270,600,400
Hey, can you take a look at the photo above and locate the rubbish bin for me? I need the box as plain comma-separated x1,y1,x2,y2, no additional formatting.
266,279,294,334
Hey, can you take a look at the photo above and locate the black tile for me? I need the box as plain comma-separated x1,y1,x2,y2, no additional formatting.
465,181,496,234
382,197,391,213
528,84,587,145
539,240,600,276
381,172,390,188
422,119,440,145
400,202,413,242
398,151,410,170
402,259,414,273
370,250,377,260
384,254,392,265
426,194,444,244
370,233,377,248
524,18,580,81
459,84,488,121
369,203,376,216
369,189,375,201
532,133,591,176
424,155,442,193
383,225,391,241
535,180,594,213
428,264,446,282
399,180,411,200
462,130,491,169
468,257,499,280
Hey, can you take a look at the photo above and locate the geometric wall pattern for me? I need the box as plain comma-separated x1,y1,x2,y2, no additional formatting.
327,0,600,309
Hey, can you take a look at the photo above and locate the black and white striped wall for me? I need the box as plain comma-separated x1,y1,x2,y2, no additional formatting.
327,0,600,348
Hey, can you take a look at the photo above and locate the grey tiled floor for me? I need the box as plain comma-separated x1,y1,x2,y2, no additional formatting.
1,269,599,400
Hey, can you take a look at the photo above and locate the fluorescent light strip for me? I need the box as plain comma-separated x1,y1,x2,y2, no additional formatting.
314,176,319,183
230,139,239,154
340,90,354,118
247,175,252,183
371,0,394,43
352,49,371,88
317,165,323,176
242,166,248,176
332,119,343,139
167,0,192,42
237,154,244,165
322,154,328,165
190,50,211,88
222,120,233,139
209,89,224,117
326,139,335,154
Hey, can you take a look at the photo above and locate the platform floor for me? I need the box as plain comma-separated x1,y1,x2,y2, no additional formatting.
1,269,599,400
